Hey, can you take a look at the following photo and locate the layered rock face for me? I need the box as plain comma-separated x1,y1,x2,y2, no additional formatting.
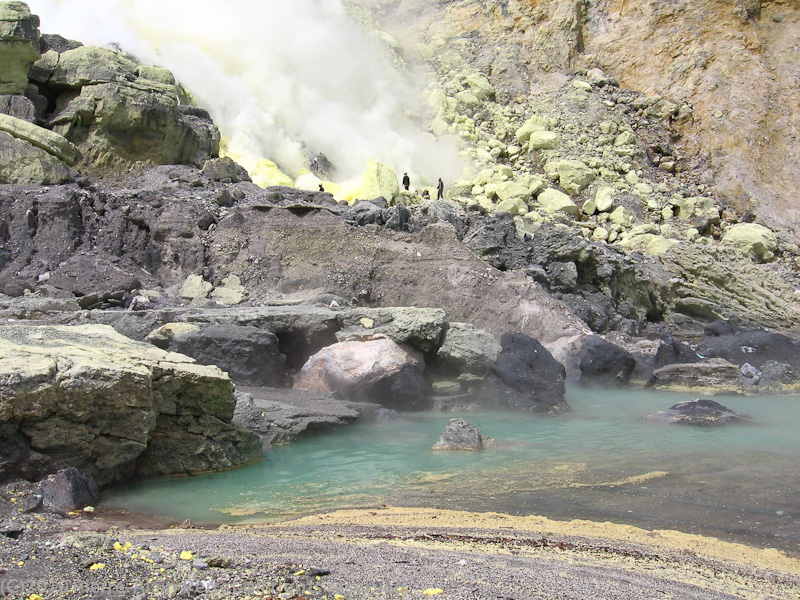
0,2,219,184
0,324,261,485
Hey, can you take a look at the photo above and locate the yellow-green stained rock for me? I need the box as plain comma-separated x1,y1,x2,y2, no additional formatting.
496,181,531,203
210,275,247,305
180,274,213,299
614,130,637,146
0,1,40,94
0,130,71,184
465,72,495,100
594,185,617,212
592,226,609,241
537,188,578,215
609,206,635,227
528,130,561,150
552,159,596,195
145,323,200,348
515,115,555,143
0,113,79,165
455,90,481,106
47,46,140,88
495,196,528,215
721,223,778,263
357,158,399,202
137,65,175,86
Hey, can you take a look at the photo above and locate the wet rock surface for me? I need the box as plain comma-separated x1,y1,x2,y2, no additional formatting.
432,417,495,451
644,399,753,426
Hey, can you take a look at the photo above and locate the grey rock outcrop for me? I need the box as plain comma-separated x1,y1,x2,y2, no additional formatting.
644,399,752,426
577,335,636,387
146,322,289,387
478,333,569,414
432,418,495,451
436,322,502,375
0,324,261,485
39,467,98,512
233,387,381,449
646,359,741,393
0,1,40,95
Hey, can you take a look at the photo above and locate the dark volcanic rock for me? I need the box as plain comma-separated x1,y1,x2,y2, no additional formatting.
233,387,381,449
577,335,636,386
478,333,569,414
654,333,701,368
39,467,98,512
644,399,752,426
367,365,432,412
697,322,800,370
147,323,289,387
432,418,495,451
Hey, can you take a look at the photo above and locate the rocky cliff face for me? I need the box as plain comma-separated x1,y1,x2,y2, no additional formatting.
368,0,800,240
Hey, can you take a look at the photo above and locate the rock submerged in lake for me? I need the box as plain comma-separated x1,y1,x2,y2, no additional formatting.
644,399,752,426
432,418,495,451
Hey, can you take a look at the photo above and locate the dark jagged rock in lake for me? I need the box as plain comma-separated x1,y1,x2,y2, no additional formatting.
233,388,381,449
644,399,752,426
0,324,261,486
146,322,290,387
577,335,636,386
653,333,701,368
432,418,495,451
478,333,569,414
39,467,98,512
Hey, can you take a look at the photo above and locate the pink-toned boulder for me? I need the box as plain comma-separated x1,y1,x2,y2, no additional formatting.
294,337,425,403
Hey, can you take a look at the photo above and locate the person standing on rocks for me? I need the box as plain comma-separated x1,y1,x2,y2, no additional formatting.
402,172,410,191
437,178,444,200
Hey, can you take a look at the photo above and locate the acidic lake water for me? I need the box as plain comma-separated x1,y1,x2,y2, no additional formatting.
101,388,800,555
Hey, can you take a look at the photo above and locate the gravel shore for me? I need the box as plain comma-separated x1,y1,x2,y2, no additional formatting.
1,506,798,600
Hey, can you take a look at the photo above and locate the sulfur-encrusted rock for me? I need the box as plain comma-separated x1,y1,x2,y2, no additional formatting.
595,186,616,212
528,130,561,150
721,223,778,263
432,417,495,451
537,188,578,215
549,159,596,195
0,130,71,184
337,307,445,353
0,113,79,164
357,157,399,203
0,1,40,95
515,115,555,143
0,324,261,485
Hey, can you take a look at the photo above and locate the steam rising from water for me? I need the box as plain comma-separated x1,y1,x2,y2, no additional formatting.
28,0,463,186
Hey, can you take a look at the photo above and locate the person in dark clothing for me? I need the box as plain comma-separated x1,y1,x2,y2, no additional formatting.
422,189,430,200
402,172,410,191
437,178,444,199
319,184,325,192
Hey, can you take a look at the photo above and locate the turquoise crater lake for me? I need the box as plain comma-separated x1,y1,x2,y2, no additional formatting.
101,388,800,555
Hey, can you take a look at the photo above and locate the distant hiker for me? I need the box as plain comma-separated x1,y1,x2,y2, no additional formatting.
311,157,319,172
319,183,325,192
402,172,410,191
437,178,444,200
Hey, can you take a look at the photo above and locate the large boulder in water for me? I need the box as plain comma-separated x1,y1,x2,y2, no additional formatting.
577,335,636,386
432,418,495,451
294,337,429,410
477,333,569,414
644,399,752,426
0,324,261,485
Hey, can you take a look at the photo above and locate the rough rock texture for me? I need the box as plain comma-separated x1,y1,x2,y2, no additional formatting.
232,387,381,449
0,130,71,184
478,333,569,414
644,399,753,426
336,307,445,352
646,359,742,393
436,322,502,375
146,322,289,387
0,1,39,95
38,467,98,512
294,337,427,408
431,417,495,451
577,335,636,387
697,322,800,371
0,324,261,485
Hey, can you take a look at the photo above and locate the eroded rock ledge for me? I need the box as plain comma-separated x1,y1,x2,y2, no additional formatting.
0,324,261,485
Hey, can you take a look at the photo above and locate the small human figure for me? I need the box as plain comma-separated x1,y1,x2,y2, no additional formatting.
437,178,444,200
402,172,410,191
311,157,319,172
319,183,325,192
422,189,430,200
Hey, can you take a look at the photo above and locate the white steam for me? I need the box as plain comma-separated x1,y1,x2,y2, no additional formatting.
27,0,463,186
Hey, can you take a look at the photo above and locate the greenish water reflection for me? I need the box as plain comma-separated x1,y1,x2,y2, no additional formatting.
101,388,800,554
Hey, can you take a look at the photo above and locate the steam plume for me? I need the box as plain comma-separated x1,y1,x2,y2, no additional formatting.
28,0,463,187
